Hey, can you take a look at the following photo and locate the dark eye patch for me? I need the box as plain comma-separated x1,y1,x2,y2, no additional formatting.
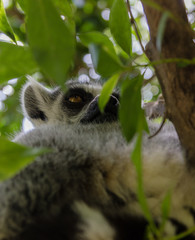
61,87,94,116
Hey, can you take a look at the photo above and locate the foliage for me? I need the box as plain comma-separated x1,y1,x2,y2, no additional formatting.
0,0,194,238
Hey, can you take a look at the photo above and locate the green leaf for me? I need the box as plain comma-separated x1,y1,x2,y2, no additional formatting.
119,74,143,142
0,0,16,43
0,41,38,83
131,133,151,220
79,31,121,63
150,58,195,67
168,226,195,240
55,0,75,33
0,136,49,180
79,32,114,50
110,0,132,55
79,31,123,77
98,72,120,112
17,0,75,30
17,0,27,11
55,0,73,16
160,191,171,233
131,132,156,231
131,131,142,172
26,0,75,85
156,11,170,52
140,109,149,134
89,44,122,77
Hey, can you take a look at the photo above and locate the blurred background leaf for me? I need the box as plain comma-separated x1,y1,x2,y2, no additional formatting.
156,11,170,52
0,136,49,180
0,42,38,83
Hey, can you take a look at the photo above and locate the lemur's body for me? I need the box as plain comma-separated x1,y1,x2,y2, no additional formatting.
0,80,194,240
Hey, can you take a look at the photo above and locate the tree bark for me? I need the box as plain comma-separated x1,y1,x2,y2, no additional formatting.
140,0,195,168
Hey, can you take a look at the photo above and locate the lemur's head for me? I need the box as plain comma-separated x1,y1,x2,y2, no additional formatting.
22,79,119,126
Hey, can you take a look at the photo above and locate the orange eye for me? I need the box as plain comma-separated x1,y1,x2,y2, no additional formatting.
68,96,83,103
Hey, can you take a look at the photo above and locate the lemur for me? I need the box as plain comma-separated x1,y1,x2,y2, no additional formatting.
0,79,195,240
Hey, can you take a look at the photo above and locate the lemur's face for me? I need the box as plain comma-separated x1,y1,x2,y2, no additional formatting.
22,80,119,126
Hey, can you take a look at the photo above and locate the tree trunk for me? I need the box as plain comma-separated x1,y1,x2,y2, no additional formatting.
140,0,195,168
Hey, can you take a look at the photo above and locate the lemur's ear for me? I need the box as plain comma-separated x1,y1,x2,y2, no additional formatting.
21,78,56,126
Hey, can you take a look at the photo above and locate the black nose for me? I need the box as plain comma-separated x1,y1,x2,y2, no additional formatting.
80,94,119,124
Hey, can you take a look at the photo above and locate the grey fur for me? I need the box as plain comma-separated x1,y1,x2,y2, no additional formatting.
0,80,194,240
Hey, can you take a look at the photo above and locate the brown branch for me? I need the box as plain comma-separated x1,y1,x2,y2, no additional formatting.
148,114,167,139
140,0,195,168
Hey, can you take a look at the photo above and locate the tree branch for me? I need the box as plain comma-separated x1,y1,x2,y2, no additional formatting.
140,0,195,167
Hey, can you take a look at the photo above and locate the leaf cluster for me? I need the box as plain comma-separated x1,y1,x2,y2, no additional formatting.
0,0,194,238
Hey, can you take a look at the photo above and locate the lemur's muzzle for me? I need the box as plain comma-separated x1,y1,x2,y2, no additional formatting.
80,95,119,124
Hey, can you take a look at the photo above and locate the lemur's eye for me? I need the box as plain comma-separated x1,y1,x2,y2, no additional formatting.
68,95,83,103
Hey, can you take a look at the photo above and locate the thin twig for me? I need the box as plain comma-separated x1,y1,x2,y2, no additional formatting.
126,0,145,53
148,112,167,139
143,74,156,86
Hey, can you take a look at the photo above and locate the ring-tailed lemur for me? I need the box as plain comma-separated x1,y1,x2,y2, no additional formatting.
0,79,195,240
